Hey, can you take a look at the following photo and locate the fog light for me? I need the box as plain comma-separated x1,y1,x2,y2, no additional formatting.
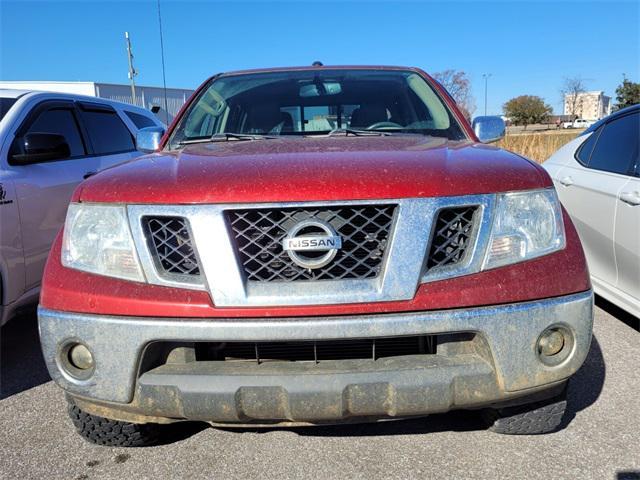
538,329,565,357
68,343,94,370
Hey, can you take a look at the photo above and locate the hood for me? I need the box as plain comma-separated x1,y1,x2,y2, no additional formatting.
78,136,550,204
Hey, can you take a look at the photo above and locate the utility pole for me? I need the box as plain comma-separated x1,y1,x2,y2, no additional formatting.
482,73,492,116
125,32,138,106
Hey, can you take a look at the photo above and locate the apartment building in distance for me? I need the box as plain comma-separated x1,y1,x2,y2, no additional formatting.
564,91,612,121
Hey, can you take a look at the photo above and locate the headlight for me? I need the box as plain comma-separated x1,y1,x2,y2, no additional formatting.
62,204,144,282
483,189,565,270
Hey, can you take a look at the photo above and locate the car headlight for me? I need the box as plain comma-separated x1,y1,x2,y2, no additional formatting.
62,204,144,281
483,189,566,270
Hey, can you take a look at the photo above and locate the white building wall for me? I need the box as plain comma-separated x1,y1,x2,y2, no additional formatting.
94,83,193,123
0,81,97,97
0,81,193,123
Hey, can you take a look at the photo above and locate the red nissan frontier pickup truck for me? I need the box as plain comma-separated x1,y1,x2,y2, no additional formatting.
38,66,593,446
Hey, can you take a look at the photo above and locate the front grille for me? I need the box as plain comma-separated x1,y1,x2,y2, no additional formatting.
426,206,479,270
196,336,436,363
143,216,201,276
226,205,396,282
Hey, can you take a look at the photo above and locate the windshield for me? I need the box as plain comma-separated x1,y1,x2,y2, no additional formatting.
169,69,466,148
0,98,17,122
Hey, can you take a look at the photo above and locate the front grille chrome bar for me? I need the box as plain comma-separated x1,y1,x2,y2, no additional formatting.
127,195,495,307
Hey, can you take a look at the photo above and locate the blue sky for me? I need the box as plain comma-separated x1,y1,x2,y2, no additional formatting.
1,0,638,115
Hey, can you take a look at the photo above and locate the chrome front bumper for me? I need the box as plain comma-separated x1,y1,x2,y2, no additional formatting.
38,291,593,423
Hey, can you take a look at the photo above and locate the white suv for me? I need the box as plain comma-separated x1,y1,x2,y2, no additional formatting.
0,89,163,325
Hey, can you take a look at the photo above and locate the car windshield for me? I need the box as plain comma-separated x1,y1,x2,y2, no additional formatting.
169,69,466,148
0,97,17,122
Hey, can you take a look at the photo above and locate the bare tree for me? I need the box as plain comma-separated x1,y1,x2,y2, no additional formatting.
432,70,476,120
561,77,587,120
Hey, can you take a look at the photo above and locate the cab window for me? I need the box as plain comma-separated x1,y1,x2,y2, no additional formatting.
82,110,135,155
23,107,86,157
587,112,639,176
125,110,157,129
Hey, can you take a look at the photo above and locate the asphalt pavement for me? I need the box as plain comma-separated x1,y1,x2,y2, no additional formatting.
1,299,638,480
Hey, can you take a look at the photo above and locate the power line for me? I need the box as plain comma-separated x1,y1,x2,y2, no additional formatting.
156,0,169,125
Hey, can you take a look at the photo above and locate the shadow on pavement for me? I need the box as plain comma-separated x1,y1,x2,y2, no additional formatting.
595,294,639,332
0,309,51,399
558,334,605,429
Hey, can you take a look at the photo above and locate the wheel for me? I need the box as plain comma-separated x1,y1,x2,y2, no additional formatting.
68,404,161,447
483,385,568,435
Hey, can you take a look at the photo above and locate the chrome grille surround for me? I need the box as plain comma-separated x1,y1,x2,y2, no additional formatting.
226,205,397,282
127,195,495,307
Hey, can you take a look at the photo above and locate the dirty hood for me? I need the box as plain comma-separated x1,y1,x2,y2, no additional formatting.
78,136,550,204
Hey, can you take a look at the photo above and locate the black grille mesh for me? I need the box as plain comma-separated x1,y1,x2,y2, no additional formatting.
427,206,478,269
226,205,396,282
197,335,436,363
144,216,200,276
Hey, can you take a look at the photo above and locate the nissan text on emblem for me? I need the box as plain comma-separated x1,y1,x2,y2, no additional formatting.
282,219,342,269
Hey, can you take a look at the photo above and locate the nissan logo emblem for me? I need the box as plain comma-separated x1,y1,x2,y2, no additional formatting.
282,219,342,269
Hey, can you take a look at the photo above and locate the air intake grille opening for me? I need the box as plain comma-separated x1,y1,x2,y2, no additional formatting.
195,336,436,363
226,205,397,282
427,206,479,270
143,216,201,276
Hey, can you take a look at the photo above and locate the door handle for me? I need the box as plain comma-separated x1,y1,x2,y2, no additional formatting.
559,176,574,187
83,171,97,179
620,191,640,206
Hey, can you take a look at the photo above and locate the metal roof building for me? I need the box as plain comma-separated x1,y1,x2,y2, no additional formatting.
0,81,194,124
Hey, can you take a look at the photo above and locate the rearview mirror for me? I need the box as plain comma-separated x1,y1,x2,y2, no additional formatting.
136,126,165,153
10,133,71,165
472,116,506,144
299,81,342,98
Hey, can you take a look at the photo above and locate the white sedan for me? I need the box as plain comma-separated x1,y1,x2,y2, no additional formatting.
543,105,639,318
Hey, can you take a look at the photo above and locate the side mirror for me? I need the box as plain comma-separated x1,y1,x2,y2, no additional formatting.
472,116,506,144
10,133,71,165
136,126,165,153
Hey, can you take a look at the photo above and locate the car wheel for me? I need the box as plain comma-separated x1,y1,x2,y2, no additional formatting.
68,404,161,447
482,384,568,435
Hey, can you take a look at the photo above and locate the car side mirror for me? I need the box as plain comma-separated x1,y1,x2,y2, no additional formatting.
472,116,506,144
10,133,71,165
136,126,165,153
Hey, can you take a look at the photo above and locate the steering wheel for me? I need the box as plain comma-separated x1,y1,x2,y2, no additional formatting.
366,121,403,130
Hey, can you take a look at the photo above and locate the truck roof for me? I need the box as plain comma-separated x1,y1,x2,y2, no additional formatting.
0,88,158,117
0,88,31,99
217,65,423,78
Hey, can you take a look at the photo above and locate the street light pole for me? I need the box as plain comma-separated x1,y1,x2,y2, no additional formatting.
482,73,492,116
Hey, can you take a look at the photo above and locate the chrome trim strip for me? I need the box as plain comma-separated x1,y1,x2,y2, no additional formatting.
420,195,495,283
128,206,208,291
128,195,495,307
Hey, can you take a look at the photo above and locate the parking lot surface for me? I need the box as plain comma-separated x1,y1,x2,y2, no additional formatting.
1,302,638,480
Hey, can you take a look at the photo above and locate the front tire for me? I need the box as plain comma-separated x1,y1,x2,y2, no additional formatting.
483,385,568,435
68,405,161,447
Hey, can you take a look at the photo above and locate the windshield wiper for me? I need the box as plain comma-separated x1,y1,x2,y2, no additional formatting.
178,132,277,145
327,128,392,137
